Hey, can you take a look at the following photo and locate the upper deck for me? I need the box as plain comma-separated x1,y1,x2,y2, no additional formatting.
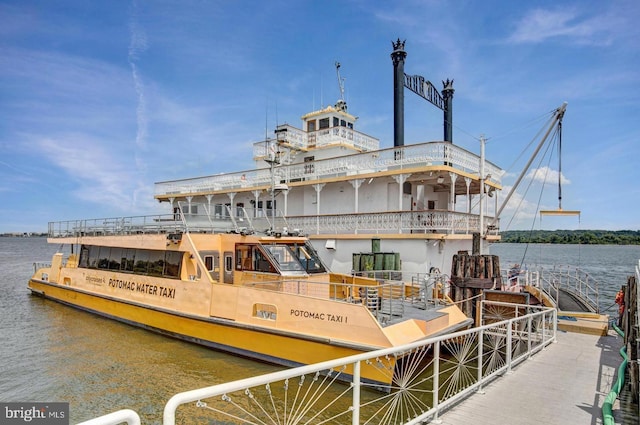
151,95,505,242
154,141,503,199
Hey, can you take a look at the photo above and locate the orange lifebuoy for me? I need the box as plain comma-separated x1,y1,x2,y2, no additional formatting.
615,290,625,315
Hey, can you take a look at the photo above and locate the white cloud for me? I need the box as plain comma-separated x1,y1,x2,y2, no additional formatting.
526,166,570,186
36,135,136,207
507,5,628,46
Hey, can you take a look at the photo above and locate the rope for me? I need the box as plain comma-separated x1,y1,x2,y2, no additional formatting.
601,301,619,313
450,291,484,306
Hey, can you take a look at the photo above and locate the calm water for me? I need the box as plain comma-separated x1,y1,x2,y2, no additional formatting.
1,238,639,423
490,242,640,312
0,237,280,424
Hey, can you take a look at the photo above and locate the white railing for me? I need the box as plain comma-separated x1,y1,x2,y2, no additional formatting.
77,409,141,425
261,124,381,152
77,302,555,425
241,275,449,324
47,205,287,238
156,302,555,425
48,215,186,238
155,141,503,197
286,210,498,236
45,209,497,239
502,265,600,313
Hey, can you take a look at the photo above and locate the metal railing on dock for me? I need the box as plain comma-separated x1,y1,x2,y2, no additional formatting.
163,301,555,424
80,301,556,425
502,264,599,313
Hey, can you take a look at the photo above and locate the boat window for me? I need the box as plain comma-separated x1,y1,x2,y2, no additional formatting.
108,247,122,270
214,204,224,218
254,248,276,273
225,254,233,273
292,242,327,274
121,248,135,272
97,247,110,269
319,118,329,129
236,245,255,271
204,255,217,272
79,245,182,279
164,251,182,278
81,245,109,269
263,245,305,272
79,245,90,268
201,251,220,280
307,120,316,132
333,117,339,127
147,250,165,277
133,250,150,274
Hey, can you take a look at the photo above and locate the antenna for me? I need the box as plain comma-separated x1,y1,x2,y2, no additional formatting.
264,97,268,142
335,61,345,101
335,61,347,112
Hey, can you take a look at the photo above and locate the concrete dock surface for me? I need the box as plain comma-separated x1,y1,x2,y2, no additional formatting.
437,329,628,425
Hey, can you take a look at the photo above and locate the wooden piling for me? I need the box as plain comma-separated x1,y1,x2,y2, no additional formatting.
450,253,502,319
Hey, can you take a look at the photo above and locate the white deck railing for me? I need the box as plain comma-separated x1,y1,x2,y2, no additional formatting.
47,208,500,238
155,141,503,197
286,210,499,236
48,215,186,238
260,123,381,153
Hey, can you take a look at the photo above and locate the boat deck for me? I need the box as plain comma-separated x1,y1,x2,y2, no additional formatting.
437,329,629,425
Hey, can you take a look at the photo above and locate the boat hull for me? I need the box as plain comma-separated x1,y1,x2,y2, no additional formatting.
28,278,396,387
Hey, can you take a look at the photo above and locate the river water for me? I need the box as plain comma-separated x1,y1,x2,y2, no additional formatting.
0,237,281,424
490,242,640,312
1,238,639,423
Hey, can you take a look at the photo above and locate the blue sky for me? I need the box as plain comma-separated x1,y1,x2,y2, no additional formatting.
1,0,638,233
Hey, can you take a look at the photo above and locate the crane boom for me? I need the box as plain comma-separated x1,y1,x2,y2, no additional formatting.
490,102,568,225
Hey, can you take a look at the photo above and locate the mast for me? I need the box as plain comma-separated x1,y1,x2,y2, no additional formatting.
335,62,347,112
491,102,568,226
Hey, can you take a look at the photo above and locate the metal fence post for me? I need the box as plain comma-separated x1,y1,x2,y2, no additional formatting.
352,360,361,425
527,315,532,358
477,327,485,394
432,340,441,422
506,319,513,373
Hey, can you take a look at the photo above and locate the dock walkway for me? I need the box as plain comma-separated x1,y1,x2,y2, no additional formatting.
438,329,626,425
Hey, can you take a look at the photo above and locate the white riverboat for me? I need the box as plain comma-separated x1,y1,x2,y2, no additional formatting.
154,70,503,280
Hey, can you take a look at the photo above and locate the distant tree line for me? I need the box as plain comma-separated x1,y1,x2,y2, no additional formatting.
0,233,47,237
498,230,640,245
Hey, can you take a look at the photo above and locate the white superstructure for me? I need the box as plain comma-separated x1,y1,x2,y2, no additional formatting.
155,98,503,277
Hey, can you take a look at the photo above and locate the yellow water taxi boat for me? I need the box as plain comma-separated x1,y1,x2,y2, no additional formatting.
29,214,471,386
